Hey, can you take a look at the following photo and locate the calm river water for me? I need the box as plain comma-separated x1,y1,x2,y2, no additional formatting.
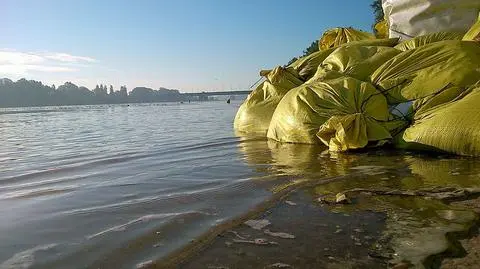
1,101,480,269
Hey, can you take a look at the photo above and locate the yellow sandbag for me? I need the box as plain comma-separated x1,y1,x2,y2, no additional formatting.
289,37,399,82
234,66,303,135
288,48,335,80
259,70,271,77
267,77,392,151
371,40,480,104
319,27,376,51
338,37,399,48
394,32,464,51
375,20,389,39
463,17,480,41
307,45,401,82
265,67,301,86
396,85,480,156
411,86,467,117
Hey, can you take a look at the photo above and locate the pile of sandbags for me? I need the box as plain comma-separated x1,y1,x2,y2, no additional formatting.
266,77,394,151
234,66,303,134
396,84,480,156
234,1,480,156
371,40,480,104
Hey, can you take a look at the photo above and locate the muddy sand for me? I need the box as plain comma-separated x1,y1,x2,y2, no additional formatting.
148,152,480,269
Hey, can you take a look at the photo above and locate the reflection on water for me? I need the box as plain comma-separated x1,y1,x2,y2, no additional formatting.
236,135,360,179
236,135,480,267
406,156,480,188
237,137,327,177
237,134,480,193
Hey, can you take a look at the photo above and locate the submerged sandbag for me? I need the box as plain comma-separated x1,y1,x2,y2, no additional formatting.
288,48,335,80
394,32,464,51
382,0,480,40
463,17,480,41
308,45,401,82
371,40,480,104
267,77,393,151
395,85,480,156
234,66,303,135
319,27,376,51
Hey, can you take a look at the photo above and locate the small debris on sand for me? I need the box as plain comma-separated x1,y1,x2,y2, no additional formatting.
285,200,297,206
232,238,278,246
228,230,248,240
335,193,351,204
136,260,153,269
244,219,271,230
317,196,329,204
264,229,295,239
267,262,292,268
391,262,410,269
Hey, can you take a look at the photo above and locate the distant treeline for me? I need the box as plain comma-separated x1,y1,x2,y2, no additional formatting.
0,78,189,107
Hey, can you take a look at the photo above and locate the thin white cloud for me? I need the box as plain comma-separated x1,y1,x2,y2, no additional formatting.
0,64,76,76
0,65,28,76
0,51,44,65
44,53,96,63
0,49,94,77
26,65,77,72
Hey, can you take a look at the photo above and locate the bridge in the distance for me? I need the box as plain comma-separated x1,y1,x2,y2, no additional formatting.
183,90,252,100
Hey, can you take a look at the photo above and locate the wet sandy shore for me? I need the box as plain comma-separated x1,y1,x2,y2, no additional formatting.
155,184,479,268
147,151,480,269
180,190,387,269
441,197,480,269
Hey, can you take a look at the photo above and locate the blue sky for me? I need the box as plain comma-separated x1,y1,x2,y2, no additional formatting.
1,0,374,92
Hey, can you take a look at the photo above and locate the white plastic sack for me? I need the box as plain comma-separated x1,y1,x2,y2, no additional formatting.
382,0,480,40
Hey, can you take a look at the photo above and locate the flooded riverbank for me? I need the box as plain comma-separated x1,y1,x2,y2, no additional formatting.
2,103,480,269
153,140,480,269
